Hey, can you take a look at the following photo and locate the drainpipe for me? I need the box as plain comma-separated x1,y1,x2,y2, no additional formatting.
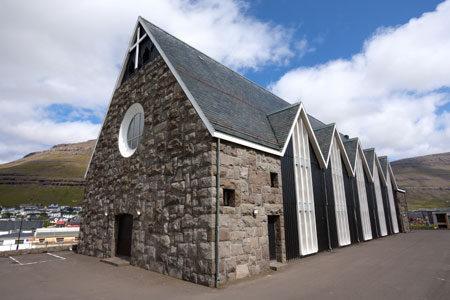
350,177,360,243
215,138,220,288
322,170,332,251
370,184,380,238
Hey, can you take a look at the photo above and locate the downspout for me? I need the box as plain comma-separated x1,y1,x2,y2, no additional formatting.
350,177,360,243
215,138,220,288
370,184,380,238
322,170,332,251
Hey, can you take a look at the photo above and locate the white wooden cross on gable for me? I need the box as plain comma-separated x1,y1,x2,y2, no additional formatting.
129,26,148,70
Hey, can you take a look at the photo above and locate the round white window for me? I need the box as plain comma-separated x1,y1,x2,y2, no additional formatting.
118,103,144,157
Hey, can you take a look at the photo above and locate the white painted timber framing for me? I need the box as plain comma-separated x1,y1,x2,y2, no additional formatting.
129,26,148,70
292,117,318,255
386,170,399,233
330,136,351,246
373,160,388,236
355,151,373,241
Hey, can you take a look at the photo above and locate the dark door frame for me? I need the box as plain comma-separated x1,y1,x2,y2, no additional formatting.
115,213,133,257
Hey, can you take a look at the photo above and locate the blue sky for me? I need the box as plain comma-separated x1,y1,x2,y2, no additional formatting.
0,0,449,163
246,0,443,86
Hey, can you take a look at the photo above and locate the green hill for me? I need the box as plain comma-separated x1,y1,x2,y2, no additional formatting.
391,152,450,210
0,140,95,208
1,139,449,210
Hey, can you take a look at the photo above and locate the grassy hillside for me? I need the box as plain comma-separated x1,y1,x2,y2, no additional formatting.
1,139,448,211
391,152,450,210
0,140,94,207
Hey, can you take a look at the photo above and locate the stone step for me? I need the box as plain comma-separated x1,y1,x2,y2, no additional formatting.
269,261,288,271
100,257,130,267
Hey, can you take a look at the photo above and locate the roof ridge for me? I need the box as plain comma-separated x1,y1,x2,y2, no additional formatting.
267,102,300,116
266,117,280,145
313,123,335,131
139,17,291,109
343,137,359,142
210,118,280,147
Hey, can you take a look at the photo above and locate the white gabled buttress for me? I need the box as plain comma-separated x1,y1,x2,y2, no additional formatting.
386,171,399,233
330,137,351,246
355,151,373,241
292,118,318,255
373,162,388,236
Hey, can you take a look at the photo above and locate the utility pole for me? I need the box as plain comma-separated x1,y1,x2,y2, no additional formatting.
16,212,25,251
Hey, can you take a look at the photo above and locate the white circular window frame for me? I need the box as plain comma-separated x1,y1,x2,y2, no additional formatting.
118,103,144,158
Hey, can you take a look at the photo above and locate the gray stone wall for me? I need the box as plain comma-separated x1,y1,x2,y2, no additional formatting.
215,140,286,284
79,56,216,286
79,53,285,287
395,191,410,233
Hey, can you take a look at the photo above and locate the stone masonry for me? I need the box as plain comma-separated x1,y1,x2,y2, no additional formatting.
394,191,410,233
216,140,286,283
79,54,217,286
79,53,286,286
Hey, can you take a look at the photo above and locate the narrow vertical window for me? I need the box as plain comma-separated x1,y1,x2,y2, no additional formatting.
223,189,235,207
270,172,279,188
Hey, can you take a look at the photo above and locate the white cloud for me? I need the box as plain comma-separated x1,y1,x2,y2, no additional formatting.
294,38,315,60
270,1,450,159
0,0,296,163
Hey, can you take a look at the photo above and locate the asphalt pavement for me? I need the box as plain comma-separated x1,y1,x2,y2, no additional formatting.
0,230,448,300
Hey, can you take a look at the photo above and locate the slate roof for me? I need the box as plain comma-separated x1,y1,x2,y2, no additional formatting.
363,149,375,175
140,18,300,151
313,124,335,162
267,104,300,147
0,220,43,232
0,232,35,239
378,156,389,178
343,138,358,168
307,114,327,130
35,230,79,237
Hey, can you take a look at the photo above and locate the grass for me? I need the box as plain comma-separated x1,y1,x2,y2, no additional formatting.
0,184,84,207
402,189,450,210
410,224,438,229
0,140,94,208
0,153,90,180
391,152,450,210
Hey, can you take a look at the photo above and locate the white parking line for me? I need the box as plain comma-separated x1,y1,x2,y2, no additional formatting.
8,253,67,266
9,256,23,265
47,252,66,260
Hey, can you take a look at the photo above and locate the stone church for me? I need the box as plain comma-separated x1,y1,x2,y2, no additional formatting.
79,17,410,287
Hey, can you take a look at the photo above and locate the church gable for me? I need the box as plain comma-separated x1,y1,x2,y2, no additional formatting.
120,24,159,85
80,31,217,285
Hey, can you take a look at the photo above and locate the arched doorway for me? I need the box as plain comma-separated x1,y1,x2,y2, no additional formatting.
116,214,133,257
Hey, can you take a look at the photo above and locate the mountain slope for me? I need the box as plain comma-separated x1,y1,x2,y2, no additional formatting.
391,152,450,210
0,140,95,207
1,140,449,210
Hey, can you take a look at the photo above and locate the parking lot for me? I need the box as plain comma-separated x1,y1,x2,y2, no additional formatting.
4,252,66,266
0,230,449,300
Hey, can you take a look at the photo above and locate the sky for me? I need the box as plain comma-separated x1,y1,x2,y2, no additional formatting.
0,0,449,164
